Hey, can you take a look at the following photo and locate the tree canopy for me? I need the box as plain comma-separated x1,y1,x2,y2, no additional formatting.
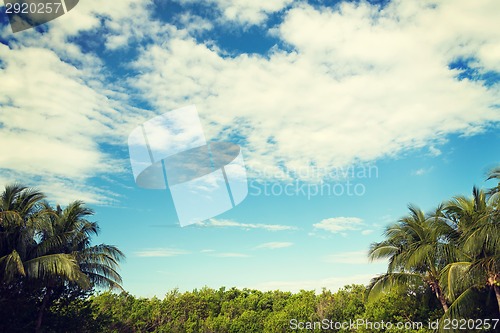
0,184,124,332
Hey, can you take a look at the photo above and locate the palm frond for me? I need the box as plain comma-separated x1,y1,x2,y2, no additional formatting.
439,262,474,301
438,287,481,332
24,253,90,289
366,272,423,302
368,243,399,261
0,249,26,281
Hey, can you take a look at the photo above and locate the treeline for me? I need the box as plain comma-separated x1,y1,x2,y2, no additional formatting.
87,284,439,333
23,282,495,332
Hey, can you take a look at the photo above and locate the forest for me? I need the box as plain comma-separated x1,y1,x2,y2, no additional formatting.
1,166,499,332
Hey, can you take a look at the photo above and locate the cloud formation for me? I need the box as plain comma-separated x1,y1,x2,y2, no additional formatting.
0,1,163,203
131,0,500,182
0,43,128,204
313,217,364,234
199,219,298,231
0,0,499,204
175,0,292,26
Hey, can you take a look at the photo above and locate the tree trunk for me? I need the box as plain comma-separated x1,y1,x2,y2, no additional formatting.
487,274,500,314
494,284,500,314
35,287,52,333
430,281,449,312
436,288,449,312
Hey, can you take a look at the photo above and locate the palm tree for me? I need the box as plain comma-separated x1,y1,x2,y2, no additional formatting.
0,184,125,331
368,205,454,312
32,201,125,331
440,187,500,317
483,166,500,306
0,184,85,287
486,166,500,204
39,201,124,289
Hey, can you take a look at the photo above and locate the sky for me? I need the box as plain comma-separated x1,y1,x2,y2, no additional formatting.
0,0,499,297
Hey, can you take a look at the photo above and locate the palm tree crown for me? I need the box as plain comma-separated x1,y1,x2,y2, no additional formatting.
0,184,124,331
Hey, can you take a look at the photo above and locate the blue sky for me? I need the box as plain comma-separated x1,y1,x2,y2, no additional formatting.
0,0,499,296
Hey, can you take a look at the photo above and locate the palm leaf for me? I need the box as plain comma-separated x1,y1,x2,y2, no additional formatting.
24,253,90,289
0,249,26,281
366,272,423,302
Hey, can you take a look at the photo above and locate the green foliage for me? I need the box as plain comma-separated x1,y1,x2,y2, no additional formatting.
90,286,366,333
367,167,500,330
82,283,445,333
0,184,124,332
367,205,453,312
361,286,440,333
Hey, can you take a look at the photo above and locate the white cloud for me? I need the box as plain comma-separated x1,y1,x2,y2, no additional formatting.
198,218,298,231
429,146,442,157
215,0,292,25
46,0,171,51
0,44,132,204
1,0,168,55
0,1,166,204
135,248,189,257
175,0,292,26
1,0,499,205
313,217,363,234
361,229,375,236
412,167,433,176
255,242,293,250
176,13,214,34
131,0,500,182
